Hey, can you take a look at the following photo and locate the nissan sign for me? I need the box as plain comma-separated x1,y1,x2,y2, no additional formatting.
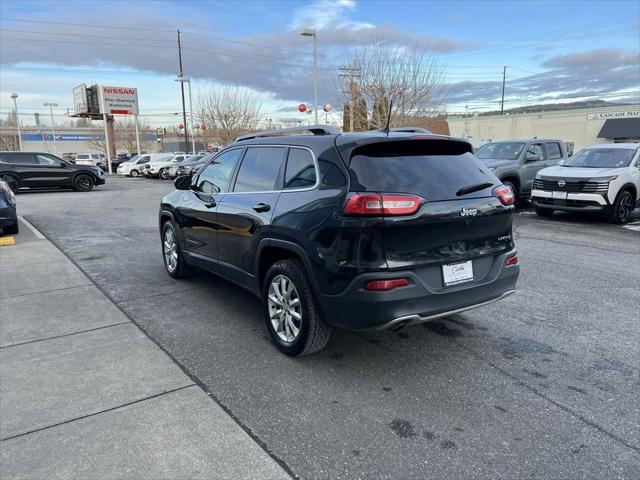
98,85,139,115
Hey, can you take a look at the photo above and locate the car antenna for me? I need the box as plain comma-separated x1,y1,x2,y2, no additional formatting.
383,100,393,136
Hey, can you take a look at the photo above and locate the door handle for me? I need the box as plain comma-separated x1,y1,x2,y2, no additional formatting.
252,203,271,213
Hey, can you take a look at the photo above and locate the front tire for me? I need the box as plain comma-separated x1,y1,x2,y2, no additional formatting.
263,259,331,356
610,190,634,224
73,174,94,192
130,169,139,178
534,206,554,217
161,221,193,278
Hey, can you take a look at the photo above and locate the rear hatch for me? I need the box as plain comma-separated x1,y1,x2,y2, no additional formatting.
338,136,515,289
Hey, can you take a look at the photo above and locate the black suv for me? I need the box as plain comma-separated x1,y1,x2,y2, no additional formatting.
159,126,519,355
0,151,105,192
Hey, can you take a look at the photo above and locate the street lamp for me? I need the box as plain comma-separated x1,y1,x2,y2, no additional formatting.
300,28,318,125
175,75,196,154
10,93,22,151
43,102,59,154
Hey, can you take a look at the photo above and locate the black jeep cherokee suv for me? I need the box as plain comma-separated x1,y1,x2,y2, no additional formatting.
159,126,519,355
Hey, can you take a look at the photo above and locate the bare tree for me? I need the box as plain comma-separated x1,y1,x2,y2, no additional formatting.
197,84,263,145
87,117,152,153
0,112,20,151
335,38,446,131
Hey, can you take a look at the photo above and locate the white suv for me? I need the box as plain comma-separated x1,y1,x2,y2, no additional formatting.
532,143,640,223
75,153,106,169
117,154,151,177
143,154,181,178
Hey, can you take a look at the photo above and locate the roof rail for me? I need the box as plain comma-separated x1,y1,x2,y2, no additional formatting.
234,125,340,143
389,127,432,134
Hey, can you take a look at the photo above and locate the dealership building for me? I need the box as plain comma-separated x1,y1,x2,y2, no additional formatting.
447,105,640,153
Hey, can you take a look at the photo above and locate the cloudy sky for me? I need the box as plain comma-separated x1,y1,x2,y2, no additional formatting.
0,0,638,128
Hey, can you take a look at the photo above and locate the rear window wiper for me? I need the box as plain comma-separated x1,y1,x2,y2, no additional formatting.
456,182,494,196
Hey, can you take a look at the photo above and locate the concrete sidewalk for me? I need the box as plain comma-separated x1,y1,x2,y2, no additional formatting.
0,218,291,480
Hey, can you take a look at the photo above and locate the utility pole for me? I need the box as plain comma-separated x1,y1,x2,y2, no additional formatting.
177,30,189,153
10,93,22,151
338,66,361,132
300,29,318,124
500,66,507,115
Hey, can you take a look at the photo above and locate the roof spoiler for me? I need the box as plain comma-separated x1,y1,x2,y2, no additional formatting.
389,127,432,134
234,125,340,143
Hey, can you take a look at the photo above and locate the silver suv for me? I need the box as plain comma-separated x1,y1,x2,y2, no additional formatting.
475,139,567,202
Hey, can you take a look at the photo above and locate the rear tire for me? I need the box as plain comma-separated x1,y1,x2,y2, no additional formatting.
161,221,193,278
1,175,19,193
534,206,554,217
3,221,19,235
609,190,634,224
263,259,331,356
73,174,94,192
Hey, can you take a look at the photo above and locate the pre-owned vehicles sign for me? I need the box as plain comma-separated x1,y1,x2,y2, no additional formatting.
98,86,139,115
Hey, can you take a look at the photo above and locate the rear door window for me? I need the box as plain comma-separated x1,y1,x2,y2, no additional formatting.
545,142,562,160
284,148,316,189
233,147,287,192
1,153,36,164
348,142,496,202
37,154,61,166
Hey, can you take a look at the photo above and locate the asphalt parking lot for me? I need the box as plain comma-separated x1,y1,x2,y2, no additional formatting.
12,177,640,479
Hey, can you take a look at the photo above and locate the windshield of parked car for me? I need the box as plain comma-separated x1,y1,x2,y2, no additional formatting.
564,148,637,168
475,142,526,160
127,155,140,164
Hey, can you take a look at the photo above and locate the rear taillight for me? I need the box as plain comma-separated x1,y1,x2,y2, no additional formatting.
506,254,519,267
365,278,410,291
344,193,422,216
494,185,515,205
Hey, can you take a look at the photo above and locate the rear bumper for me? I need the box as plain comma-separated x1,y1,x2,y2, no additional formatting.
318,249,519,330
0,206,17,226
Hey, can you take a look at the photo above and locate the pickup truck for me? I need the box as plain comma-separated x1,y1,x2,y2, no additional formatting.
475,139,568,202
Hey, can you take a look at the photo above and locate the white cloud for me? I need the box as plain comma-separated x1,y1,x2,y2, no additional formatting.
290,0,374,31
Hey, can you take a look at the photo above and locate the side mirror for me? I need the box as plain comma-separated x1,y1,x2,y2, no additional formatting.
174,175,191,190
525,154,539,163
60,162,67,167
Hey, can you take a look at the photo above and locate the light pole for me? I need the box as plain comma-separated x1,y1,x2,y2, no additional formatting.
175,75,196,154
43,102,59,154
10,93,22,151
300,28,318,124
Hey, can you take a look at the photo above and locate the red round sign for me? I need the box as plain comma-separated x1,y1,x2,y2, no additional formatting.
201,124,207,130
323,103,331,112
178,123,184,129
298,103,307,113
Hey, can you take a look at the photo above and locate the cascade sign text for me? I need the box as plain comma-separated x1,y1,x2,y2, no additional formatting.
98,85,139,115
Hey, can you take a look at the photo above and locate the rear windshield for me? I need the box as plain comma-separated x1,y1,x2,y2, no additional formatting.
349,151,497,201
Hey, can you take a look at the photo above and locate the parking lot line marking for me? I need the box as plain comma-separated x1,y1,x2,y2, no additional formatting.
0,236,16,246
18,216,45,239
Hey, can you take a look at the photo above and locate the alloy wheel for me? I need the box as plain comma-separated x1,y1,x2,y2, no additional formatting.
617,192,633,223
268,274,302,343
77,175,92,192
163,226,178,272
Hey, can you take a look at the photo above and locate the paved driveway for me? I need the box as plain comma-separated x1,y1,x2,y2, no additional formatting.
15,177,640,479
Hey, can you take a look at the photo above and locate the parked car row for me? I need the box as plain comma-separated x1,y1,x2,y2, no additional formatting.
116,153,208,179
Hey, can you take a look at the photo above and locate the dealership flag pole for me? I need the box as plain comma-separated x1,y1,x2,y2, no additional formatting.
134,114,141,155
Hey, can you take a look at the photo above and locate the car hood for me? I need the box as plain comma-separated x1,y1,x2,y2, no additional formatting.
538,165,622,179
479,158,517,169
